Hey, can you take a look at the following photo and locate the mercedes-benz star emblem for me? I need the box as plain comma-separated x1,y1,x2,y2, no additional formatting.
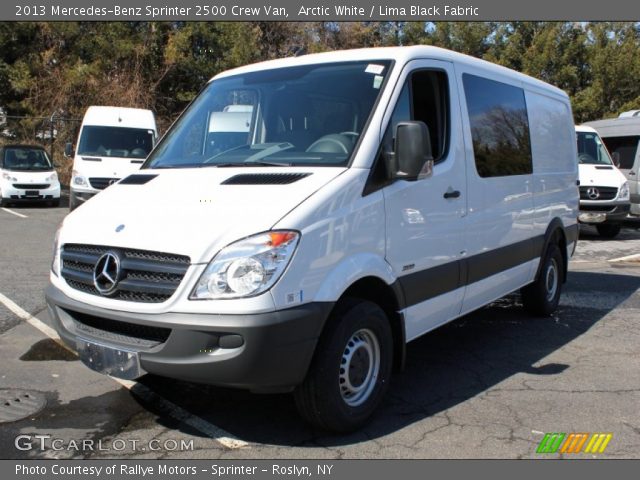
93,252,122,295
587,187,600,200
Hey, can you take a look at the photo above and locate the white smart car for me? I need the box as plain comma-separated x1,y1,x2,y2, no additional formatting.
0,144,60,207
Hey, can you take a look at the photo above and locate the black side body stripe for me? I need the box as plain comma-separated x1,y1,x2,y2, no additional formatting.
397,235,546,309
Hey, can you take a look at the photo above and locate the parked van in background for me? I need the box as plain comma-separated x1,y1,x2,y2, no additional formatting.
585,116,640,217
47,47,579,431
575,125,630,238
66,106,157,210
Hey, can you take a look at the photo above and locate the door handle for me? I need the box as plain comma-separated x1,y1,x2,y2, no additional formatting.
443,190,461,199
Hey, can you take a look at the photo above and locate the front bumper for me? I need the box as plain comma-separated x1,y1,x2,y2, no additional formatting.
70,189,97,205
578,202,630,224
2,183,60,201
45,285,332,392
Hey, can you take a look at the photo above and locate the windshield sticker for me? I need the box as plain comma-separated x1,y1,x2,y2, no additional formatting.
365,64,385,75
373,75,383,89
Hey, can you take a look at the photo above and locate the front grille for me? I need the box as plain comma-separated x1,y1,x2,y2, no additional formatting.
580,205,616,212
13,183,49,189
89,177,120,190
64,308,171,344
61,244,190,303
579,186,618,200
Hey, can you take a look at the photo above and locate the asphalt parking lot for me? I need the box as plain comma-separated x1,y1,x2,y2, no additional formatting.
1,200,639,459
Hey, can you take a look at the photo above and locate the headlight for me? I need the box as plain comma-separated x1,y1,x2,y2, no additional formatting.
191,230,300,300
72,170,87,186
618,181,630,201
46,172,58,182
2,172,17,182
51,226,62,277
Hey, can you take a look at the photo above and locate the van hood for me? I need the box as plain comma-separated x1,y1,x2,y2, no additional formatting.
61,167,345,263
74,156,144,180
578,164,626,188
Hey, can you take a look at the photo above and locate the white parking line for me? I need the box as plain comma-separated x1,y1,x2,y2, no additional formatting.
1,207,28,218
609,253,640,263
0,292,248,450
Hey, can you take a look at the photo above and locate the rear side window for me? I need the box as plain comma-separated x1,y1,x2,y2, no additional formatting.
463,74,533,177
601,136,639,170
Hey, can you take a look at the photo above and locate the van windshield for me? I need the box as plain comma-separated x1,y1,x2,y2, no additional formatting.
2,147,53,171
144,60,392,169
576,131,613,165
77,126,154,159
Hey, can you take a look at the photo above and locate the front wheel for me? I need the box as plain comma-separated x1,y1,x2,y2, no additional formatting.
596,224,621,239
521,243,563,316
294,299,393,432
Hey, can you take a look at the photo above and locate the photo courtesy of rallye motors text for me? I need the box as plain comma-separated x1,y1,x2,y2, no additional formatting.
16,464,189,476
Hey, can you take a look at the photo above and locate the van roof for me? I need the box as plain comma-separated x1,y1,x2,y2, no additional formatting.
82,106,157,131
584,117,640,137
212,45,568,99
575,125,598,134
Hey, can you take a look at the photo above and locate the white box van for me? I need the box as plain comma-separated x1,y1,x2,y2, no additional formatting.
575,125,630,238
585,116,640,217
47,47,579,431
66,106,157,210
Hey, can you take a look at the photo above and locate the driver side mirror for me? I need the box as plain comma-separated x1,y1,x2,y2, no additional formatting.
385,121,434,181
612,151,621,168
64,142,73,158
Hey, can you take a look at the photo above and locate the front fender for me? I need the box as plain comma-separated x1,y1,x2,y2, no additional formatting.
313,253,396,303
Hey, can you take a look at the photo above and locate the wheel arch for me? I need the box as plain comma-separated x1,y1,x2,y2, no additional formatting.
537,218,570,283
329,276,407,373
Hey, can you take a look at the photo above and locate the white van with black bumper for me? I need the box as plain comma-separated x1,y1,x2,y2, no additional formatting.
67,106,157,211
47,47,579,431
575,125,630,238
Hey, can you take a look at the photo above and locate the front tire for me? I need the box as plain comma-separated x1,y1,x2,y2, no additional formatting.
596,224,621,239
522,243,563,316
294,299,393,432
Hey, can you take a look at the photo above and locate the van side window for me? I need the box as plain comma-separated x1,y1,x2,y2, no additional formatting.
463,74,533,177
601,136,639,170
383,69,450,163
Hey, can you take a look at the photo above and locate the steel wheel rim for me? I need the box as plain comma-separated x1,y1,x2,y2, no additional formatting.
545,257,559,302
339,328,380,407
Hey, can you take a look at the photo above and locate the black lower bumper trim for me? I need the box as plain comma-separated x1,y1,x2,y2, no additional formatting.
46,285,333,391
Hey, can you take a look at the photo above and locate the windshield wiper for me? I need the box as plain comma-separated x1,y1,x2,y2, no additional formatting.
212,160,292,167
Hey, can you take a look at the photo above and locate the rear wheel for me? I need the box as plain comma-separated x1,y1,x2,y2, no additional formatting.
522,243,563,316
596,224,621,239
294,299,393,432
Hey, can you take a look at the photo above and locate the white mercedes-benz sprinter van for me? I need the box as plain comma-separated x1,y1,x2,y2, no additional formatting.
47,47,579,431
575,125,630,238
585,116,640,217
67,106,157,210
